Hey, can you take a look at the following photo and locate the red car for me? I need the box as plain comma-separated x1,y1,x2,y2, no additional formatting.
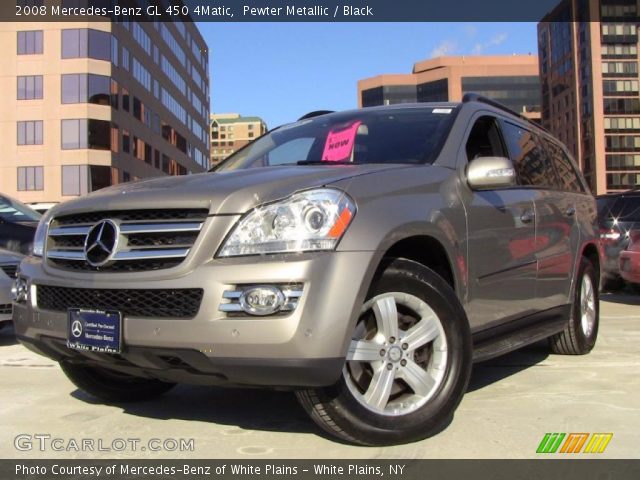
619,230,640,292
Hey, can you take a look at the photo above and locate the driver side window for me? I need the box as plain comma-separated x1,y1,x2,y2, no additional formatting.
465,116,507,162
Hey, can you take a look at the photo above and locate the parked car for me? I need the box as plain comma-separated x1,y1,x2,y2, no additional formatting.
0,248,23,329
619,230,640,293
597,190,640,289
13,96,600,446
0,194,40,254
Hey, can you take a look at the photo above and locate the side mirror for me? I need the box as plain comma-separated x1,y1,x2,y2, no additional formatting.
466,156,517,190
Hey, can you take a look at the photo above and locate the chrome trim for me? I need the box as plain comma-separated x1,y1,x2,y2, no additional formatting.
219,286,303,316
112,249,190,260
222,291,242,299
46,250,85,260
282,289,303,298
49,226,92,236
119,222,203,234
218,304,243,312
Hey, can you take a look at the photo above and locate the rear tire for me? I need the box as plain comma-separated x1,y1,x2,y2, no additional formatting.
549,257,599,355
296,258,472,446
60,361,176,403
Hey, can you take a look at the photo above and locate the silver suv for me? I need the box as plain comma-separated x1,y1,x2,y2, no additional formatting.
13,96,600,445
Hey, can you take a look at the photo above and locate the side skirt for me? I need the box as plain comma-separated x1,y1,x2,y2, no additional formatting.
471,305,570,363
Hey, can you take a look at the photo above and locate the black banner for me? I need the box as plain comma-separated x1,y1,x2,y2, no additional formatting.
4,0,575,23
3,460,640,480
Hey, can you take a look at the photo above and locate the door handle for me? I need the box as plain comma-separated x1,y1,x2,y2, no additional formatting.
521,210,535,224
565,207,576,217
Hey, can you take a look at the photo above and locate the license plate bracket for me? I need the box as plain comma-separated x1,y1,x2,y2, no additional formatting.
67,309,122,354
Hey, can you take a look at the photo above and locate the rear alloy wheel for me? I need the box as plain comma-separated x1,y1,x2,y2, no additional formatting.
296,259,472,445
550,257,599,355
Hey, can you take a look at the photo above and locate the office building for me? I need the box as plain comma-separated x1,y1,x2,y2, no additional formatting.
0,16,210,204
539,0,640,193
210,113,267,165
357,55,541,122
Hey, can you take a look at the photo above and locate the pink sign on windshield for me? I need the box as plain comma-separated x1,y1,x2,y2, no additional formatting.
321,121,362,162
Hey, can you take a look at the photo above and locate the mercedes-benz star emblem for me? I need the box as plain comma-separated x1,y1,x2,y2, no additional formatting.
71,320,83,338
84,219,119,267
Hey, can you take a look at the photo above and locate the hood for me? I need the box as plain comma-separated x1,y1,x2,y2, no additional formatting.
49,164,408,216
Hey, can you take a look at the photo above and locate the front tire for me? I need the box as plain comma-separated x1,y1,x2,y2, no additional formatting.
549,257,599,355
296,258,472,446
60,361,176,403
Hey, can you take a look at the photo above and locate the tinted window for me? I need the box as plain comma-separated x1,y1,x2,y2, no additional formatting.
216,108,458,171
61,29,110,61
17,31,43,55
613,197,640,220
501,121,559,189
541,137,584,193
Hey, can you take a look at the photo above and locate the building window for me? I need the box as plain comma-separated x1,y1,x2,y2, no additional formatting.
17,75,43,100
17,121,43,145
17,166,44,191
122,87,130,112
61,119,111,150
132,57,151,91
61,29,111,61
17,31,43,55
122,47,130,71
61,74,111,105
132,22,151,55
61,165,88,196
122,130,130,153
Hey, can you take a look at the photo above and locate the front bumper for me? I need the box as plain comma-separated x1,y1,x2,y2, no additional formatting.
13,250,379,387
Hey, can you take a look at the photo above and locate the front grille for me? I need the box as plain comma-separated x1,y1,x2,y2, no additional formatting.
0,304,11,315
37,285,203,318
0,264,18,279
46,209,209,272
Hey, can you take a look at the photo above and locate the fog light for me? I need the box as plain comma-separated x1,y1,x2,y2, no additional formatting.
11,278,28,303
239,286,285,316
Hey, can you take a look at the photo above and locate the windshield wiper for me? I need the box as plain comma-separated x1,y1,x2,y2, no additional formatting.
296,160,359,166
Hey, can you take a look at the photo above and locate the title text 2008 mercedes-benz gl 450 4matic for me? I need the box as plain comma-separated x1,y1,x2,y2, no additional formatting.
13,96,601,445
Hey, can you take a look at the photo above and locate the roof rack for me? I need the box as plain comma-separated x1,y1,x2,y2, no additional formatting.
461,93,548,132
298,110,335,121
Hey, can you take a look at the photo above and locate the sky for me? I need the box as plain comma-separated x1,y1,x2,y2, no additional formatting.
199,22,539,128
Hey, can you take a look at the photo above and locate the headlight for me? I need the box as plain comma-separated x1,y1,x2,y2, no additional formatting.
31,214,51,257
218,188,356,257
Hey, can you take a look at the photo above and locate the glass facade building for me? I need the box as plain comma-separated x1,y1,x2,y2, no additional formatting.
0,10,210,204
358,55,541,123
538,0,640,193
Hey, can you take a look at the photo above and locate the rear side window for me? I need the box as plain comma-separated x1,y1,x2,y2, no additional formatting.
501,121,559,189
541,137,585,193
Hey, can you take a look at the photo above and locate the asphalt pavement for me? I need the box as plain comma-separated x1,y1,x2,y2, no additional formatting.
1,293,638,459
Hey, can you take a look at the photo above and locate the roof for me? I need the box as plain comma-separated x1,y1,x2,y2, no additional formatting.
212,116,265,125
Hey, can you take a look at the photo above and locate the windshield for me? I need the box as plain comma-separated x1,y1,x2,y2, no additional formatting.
0,195,41,223
214,107,458,171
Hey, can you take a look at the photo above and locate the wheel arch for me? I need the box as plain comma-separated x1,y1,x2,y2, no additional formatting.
375,235,459,295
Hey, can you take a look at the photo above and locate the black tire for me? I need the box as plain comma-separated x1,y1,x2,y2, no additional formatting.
630,283,640,295
60,361,176,403
549,257,599,355
296,258,472,446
